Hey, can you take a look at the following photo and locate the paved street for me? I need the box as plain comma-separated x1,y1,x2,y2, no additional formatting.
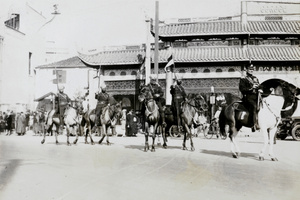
0,129,300,200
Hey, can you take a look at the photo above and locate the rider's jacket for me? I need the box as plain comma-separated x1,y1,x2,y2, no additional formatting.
95,92,110,107
56,92,71,107
170,84,186,100
148,82,164,100
239,74,260,98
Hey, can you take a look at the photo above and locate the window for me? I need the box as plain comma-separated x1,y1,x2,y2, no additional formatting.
120,71,126,76
179,69,186,73
203,69,210,73
191,69,198,73
109,71,115,76
5,14,20,30
131,71,137,75
216,69,222,73
228,68,235,72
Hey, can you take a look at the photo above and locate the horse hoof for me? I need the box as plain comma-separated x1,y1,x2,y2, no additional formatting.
191,147,195,151
56,141,59,144
41,140,45,144
182,147,187,150
91,142,95,145
232,154,239,159
271,157,278,161
144,148,148,152
259,156,264,161
163,144,167,149
107,142,111,146
151,148,155,152
73,139,78,144
85,142,89,144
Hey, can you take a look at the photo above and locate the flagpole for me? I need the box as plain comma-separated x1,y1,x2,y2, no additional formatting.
154,1,159,83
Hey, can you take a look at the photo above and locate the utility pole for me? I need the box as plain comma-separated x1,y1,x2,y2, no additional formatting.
154,1,159,82
145,17,151,85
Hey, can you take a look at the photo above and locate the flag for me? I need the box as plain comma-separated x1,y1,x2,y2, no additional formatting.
164,55,174,72
138,57,146,75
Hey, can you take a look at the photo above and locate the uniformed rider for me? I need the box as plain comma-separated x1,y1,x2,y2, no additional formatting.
170,77,187,130
56,85,71,125
95,85,110,126
239,64,262,131
147,76,166,126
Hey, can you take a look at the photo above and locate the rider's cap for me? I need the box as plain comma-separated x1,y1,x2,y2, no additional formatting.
246,64,254,70
58,85,65,90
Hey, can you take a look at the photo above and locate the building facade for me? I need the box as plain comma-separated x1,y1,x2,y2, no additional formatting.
0,3,47,112
37,1,300,112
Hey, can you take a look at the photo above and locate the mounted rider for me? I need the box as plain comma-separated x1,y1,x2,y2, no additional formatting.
94,85,111,126
170,76,187,131
147,76,166,126
239,64,262,131
55,85,71,125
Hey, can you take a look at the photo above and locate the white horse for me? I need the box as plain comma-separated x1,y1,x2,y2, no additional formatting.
219,79,299,161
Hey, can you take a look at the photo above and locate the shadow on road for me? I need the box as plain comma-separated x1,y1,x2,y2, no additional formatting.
0,159,21,191
200,149,257,160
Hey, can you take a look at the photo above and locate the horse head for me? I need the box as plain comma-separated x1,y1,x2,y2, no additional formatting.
73,97,84,115
138,85,153,103
260,79,300,116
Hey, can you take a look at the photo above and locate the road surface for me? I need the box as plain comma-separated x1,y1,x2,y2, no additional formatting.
0,129,299,200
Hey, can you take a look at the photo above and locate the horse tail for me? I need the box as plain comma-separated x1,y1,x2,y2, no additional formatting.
218,108,226,136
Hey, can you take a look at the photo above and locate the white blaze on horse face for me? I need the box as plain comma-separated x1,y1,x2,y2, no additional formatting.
240,112,246,120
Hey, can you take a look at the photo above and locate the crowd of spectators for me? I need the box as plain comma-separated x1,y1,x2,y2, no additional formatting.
0,110,47,136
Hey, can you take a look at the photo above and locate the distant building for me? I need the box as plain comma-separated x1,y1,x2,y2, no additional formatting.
36,1,300,111
0,2,47,112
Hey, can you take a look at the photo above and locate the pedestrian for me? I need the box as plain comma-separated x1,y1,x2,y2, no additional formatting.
0,111,5,134
6,110,15,135
16,111,26,136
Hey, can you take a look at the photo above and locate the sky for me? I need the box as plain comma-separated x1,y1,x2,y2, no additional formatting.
1,0,299,55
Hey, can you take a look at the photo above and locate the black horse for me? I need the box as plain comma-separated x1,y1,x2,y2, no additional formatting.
219,78,300,160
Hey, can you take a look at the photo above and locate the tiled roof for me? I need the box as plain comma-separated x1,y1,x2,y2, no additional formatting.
249,46,300,61
78,46,300,65
36,56,87,69
158,21,300,37
78,49,146,66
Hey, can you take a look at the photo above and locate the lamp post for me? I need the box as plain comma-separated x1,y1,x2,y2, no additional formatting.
210,86,216,121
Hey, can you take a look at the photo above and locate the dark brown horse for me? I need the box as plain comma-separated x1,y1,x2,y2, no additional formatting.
138,85,166,152
181,94,208,151
41,98,84,145
81,101,123,145
219,79,300,160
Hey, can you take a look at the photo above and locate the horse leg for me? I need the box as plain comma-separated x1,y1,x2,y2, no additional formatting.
41,123,52,144
162,125,167,149
106,126,110,145
268,128,278,161
259,128,268,161
229,126,240,158
86,125,95,145
53,123,59,144
65,125,71,146
151,135,156,152
73,125,79,144
182,124,189,150
98,126,105,144
189,128,195,152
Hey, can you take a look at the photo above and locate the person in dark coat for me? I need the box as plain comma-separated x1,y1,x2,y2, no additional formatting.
170,77,187,131
16,112,26,135
55,85,71,126
126,109,139,136
6,111,15,135
95,85,110,126
239,64,262,131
